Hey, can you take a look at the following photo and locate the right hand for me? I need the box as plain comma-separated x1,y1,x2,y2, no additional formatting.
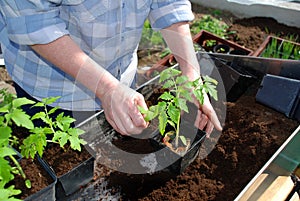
101,83,149,135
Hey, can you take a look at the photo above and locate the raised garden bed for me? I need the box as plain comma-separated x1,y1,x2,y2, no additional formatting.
62,52,299,200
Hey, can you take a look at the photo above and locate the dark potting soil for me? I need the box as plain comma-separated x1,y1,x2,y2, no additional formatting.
43,144,91,177
87,79,298,201
12,158,54,200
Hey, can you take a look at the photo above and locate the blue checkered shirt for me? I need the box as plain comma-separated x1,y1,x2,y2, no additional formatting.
0,0,194,110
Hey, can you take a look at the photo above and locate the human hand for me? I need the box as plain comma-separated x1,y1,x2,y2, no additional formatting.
193,92,222,137
101,83,149,135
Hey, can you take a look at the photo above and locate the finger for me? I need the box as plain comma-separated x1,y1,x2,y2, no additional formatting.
206,108,222,131
195,110,208,130
130,96,148,128
105,112,126,135
204,121,214,137
201,104,223,132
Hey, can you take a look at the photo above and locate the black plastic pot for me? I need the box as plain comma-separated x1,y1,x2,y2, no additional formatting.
151,124,206,175
213,44,230,54
24,157,57,201
211,57,257,102
55,156,95,198
256,74,300,120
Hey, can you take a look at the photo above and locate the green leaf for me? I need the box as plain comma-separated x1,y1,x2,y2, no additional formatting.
25,179,31,188
0,147,17,158
0,158,15,184
31,111,46,120
32,102,44,108
176,98,189,113
48,107,58,115
203,75,218,86
162,80,175,89
42,96,61,105
0,186,22,201
193,89,205,105
158,110,168,135
167,104,180,124
179,135,187,146
9,109,34,129
12,98,35,108
20,133,47,158
0,127,12,145
159,92,174,101
159,68,181,83
178,87,193,102
137,105,148,114
53,131,68,148
175,75,188,85
0,104,9,113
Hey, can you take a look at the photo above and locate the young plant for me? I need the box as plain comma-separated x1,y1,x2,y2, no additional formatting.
138,68,218,151
0,89,34,201
190,15,229,39
0,89,87,200
20,96,87,159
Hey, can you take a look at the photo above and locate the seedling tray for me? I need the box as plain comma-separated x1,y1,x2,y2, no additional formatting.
193,30,254,56
253,35,300,60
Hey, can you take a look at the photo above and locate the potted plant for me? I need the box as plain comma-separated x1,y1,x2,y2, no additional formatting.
18,96,94,197
138,67,218,173
0,88,93,200
0,89,56,201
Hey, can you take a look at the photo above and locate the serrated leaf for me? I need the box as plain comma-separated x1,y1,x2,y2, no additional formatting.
53,131,68,147
48,107,58,115
0,186,22,201
193,89,204,105
0,104,9,113
167,103,180,124
32,102,44,107
162,80,175,89
12,98,35,108
159,68,181,83
42,96,60,105
158,110,168,135
0,127,12,145
203,75,218,85
176,98,189,113
179,88,193,102
175,75,188,85
10,109,34,129
159,92,174,101
31,112,46,120
20,133,46,158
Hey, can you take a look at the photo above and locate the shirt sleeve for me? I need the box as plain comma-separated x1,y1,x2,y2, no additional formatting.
0,0,70,45
148,0,195,30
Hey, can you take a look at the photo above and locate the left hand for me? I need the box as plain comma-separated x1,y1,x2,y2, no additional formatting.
193,92,222,137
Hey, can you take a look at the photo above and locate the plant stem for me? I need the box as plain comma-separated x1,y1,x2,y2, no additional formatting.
9,155,26,180
175,113,180,148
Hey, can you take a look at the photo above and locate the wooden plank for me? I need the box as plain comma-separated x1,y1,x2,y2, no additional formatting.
290,192,300,201
239,173,269,201
257,175,294,201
